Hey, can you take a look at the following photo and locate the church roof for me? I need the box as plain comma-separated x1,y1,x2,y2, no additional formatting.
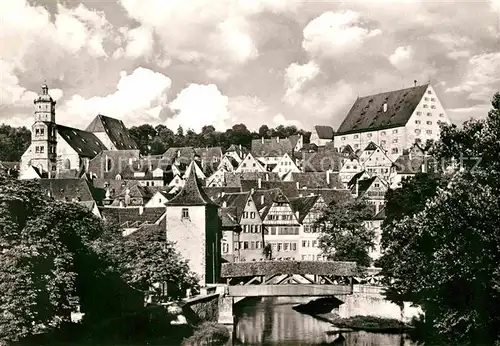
57,125,108,158
85,114,138,150
336,84,429,135
39,178,96,202
166,162,217,207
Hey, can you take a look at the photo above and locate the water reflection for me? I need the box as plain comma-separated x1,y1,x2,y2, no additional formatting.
234,297,418,346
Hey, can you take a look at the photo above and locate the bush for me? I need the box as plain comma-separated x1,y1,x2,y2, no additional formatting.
182,322,230,346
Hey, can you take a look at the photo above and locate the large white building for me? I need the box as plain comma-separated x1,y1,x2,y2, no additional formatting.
20,85,138,179
334,83,451,155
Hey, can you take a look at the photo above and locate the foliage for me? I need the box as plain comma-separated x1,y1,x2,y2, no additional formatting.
0,176,125,342
0,124,31,161
379,93,500,344
100,226,198,300
315,200,375,267
182,322,230,346
128,123,311,156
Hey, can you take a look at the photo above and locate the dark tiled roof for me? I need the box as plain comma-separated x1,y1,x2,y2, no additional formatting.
289,195,320,222
194,147,223,163
216,192,250,220
166,164,217,206
39,178,96,202
291,172,343,189
219,207,241,228
315,189,353,206
357,177,377,197
85,114,138,150
374,207,386,220
54,168,85,179
240,180,299,198
337,84,429,135
348,171,367,188
392,155,424,174
57,125,108,158
224,171,280,188
314,125,334,139
252,188,282,211
0,161,19,170
127,223,166,240
101,207,165,227
162,147,196,161
251,138,294,158
288,135,302,148
301,151,343,172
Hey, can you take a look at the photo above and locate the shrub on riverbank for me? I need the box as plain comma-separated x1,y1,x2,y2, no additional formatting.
182,322,230,346
315,314,411,333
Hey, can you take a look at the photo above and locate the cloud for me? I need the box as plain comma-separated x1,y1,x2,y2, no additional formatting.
302,11,381,58
58,67,171,128
167,84,230,132
446,104,492,123
446,53,500,102
121,26,155,59
389,46,414,70
272,113,302,129
283,61,321,105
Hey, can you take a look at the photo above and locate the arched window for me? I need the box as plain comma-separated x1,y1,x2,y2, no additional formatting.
63,159,71,170
115,174,122,180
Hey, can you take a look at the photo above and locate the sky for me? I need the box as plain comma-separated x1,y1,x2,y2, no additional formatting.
1,0,499,132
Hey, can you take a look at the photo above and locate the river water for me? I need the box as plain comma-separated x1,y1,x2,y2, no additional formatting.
233,297,419,346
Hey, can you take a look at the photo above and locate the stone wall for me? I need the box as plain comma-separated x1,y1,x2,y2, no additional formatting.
338,285,423,323
182,293,220,324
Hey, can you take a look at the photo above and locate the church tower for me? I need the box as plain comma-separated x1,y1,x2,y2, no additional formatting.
30,84,57,175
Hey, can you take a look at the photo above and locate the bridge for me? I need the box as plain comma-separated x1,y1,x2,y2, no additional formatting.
221,260,357,297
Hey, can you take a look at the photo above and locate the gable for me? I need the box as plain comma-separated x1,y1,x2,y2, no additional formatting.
314,125,334,139
85,114,138,150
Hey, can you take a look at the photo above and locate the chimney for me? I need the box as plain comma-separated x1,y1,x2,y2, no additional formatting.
276,137,280,143
414,80,417,87
129,158,133,165
177,150,180,158
261,137,264,144
251,187,255,195
139,206,144,215
222,201,227,208
421,159,427,174
296,181,299,189
265,173,269,181
239,144,242,150
326,170,330,185
258,178,262,189
261,195,264,205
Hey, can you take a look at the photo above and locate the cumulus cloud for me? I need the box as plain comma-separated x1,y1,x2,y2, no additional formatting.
167,84,230,132
272,113,303,129
121,26,155,59
284,61,321,105
446,53,500,102
302,11,381,58
58,67,171,128
389,46,414,70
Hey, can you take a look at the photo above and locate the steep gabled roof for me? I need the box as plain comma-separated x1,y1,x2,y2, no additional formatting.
302,151,343,172
57,125,108,158
314,125,334,139
240,180,300,198
252,188,282,211
357,177,378,197
315,189,353,206
337,84,429,135
288,134,302,148
203,186,242,201
289,195,320,223
348,170,368,188
85,114,138,150
374,207,386,220
219,207,240,228
166,163,217,207
216,191,251,221
224,171,279,188
291,172,343,189
162,147,196,161
100,207,165,227
39,178,96,202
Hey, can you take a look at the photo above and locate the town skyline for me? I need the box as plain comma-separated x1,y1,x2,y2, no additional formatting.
2,1,499,132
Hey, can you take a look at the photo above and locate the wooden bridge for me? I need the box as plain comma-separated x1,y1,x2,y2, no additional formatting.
220,260,358,297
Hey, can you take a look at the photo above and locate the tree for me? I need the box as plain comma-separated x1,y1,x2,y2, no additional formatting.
0,124,31,161
315,200,375,267
379,93,500,344
0,176,125,342
129,124,157,155
101,226,198,301
258,125,270,138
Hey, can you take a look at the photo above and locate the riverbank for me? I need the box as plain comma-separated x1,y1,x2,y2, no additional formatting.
314,314,414,334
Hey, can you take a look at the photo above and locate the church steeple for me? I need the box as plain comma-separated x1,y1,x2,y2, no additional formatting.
34,83,56,123
30,84,58,176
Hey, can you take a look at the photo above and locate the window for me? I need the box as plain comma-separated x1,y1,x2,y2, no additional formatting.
302,240,307,247
392,148,399,154
291,243,297,251
354,144,359,148
381,131,386,136
416,111,421,115
40,146,44,153
427,90,432,94
431,98,435,101
375,183,380,188
182,208,189,219
431,105,436,109
39,128,44,135
35,146,39,153
341,136,346,140
354,134,359,139
250,212,255,219
424,97,429,101
234,242,239,250
423,104,428,108
243,242,249,249
426,121,432,125
426,130,432,134
415,120,421,124
380,140,386,145
415,129,421,134
427,113,432,116
439,113,444,117
392,138,398,143
392,129,398,134
367,133,372,138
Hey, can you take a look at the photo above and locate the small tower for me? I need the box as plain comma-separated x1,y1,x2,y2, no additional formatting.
31,84,57,175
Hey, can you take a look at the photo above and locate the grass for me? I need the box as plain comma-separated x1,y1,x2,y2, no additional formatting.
181,322,230,346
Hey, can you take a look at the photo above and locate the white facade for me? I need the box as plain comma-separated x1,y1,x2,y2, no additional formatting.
235,153,267,173
272,153,301,177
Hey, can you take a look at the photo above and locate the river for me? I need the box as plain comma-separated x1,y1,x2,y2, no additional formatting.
233,297,419,346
